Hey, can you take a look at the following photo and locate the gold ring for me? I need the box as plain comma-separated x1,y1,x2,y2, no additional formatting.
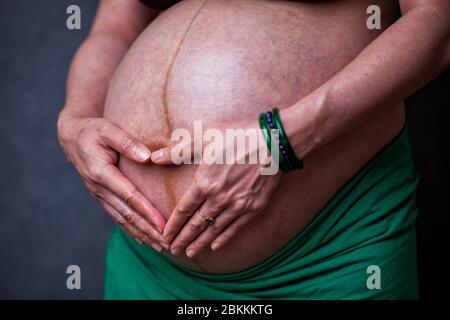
198,211,215,226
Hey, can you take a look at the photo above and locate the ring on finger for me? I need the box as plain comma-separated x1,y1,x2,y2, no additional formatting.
198,210,216,226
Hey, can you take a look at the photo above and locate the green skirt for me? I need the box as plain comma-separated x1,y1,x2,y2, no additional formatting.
104,123,419,299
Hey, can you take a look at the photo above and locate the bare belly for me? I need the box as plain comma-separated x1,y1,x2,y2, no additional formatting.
103,0,404,273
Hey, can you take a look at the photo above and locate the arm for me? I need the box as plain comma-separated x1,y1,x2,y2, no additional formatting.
62,0,158,118
57,0,168,251
283,0,450,158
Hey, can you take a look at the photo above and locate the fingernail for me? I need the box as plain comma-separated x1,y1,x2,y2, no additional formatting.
154,234,165,243
136,148,151,161
186,249,196,258
151,243,163,252
171,247,181,255
151,149,164,162
135,238,143,245
161,241,170,251
211,242,220,251
147,233,161,244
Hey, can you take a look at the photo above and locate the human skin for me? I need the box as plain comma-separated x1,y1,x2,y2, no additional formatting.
151,0,450,266
59,0,449,273
57,0,167,251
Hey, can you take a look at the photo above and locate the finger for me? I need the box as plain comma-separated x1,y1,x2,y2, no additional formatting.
163,182,206,244
184,207,238,258
101,200,163,252
94,182,166,246
103,199,143,243
109,191,167,247
102,122,152,163
150,146,174,165
151,138,197,165
210,214,254,251
98,164,166,234
169,199,225,256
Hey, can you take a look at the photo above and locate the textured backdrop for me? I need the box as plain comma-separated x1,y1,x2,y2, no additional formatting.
0,0,448,299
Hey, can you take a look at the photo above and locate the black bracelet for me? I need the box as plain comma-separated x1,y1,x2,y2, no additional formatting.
272,108,303,170
264,111,296,172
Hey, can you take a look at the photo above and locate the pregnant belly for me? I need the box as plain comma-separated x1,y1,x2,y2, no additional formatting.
103,0,403,273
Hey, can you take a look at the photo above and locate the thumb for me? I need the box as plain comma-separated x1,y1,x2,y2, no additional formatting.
150,147,173,165
151,140,198,165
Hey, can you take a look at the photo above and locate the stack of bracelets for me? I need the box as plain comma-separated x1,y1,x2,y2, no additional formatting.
259,108,304,173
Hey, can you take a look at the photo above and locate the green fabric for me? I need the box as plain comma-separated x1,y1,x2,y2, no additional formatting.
104,123,419,300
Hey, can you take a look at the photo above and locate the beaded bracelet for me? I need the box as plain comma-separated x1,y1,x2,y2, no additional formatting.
272,108,303,170
259,108,304,173
259,113,288,172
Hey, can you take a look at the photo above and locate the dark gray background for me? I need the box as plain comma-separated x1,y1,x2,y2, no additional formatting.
0,0,448,299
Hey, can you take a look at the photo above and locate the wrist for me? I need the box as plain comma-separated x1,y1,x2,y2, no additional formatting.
57,107,98,142
59,101,103,119
280,89,329,159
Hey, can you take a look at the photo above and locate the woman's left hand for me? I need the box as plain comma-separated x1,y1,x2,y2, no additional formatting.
151,120,281,257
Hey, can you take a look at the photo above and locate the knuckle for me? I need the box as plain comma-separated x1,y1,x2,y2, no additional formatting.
233,199,246,212
177,206,193,218
128,213,137,225
82,121,102,139
121,207,135,223
214,193,229,205
190,219,204,231
87,166,104,182
97,121,110,138
90,188,103,199
145,232,155,241
115,216,126,227
119,186,139,207
197,179,218,194
78,129,93,147
120,135,135,152
123,190,137,208
248,201,261,212
208,203,224,214
137,234,148,243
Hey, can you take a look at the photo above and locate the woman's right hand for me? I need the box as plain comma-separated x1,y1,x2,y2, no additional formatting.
57,110,167,251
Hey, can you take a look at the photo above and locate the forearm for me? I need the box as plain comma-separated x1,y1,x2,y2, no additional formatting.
283,4,450,159
61,33,132,119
